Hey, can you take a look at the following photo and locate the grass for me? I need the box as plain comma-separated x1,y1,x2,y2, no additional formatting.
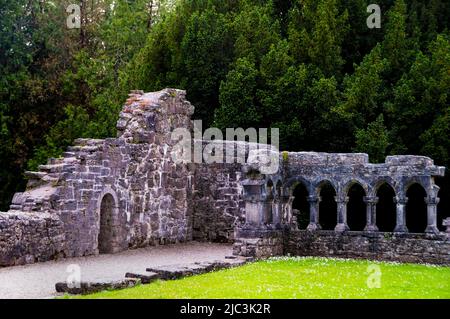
77,257,450,299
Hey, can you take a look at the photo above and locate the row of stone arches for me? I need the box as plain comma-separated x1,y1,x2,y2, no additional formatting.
263,176,448,234
292,183,443,233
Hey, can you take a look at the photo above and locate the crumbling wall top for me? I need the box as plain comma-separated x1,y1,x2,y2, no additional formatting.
116,88,195,142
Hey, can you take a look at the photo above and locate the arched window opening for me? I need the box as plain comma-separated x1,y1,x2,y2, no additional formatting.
346,183,366,231
292,183,309,230
318,182,337,230
376,183,396,232
406,183,427,233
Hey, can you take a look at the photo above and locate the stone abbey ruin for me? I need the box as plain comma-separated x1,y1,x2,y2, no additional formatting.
0,88,449,267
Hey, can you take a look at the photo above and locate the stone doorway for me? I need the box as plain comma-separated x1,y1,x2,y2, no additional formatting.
98,193,116,254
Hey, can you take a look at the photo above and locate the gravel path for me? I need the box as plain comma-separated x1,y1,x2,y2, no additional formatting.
0,242,232,299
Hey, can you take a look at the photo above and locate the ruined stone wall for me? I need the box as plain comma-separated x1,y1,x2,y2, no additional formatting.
0,89,262,266
0,89,196,266
192,162,244,242
191,141,275,243
0,89,258,267
1,88,448,267
0,212,65,266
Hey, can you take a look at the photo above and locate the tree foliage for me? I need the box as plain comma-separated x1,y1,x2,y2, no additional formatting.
1,0,450,209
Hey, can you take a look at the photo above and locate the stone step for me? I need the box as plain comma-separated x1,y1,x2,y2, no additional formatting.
24,171,60,190
48,156,78,165
62,151,76,158
67,145,101,153
38,164,62,173
146,260,248,280
55,278,141,295
73,138,105,146
47,158,65,165
24,171,47,180
125,271,159,284
38,164,75,174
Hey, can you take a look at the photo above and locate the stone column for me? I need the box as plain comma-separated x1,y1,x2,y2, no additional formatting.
425,196,440,234
271,196,281,228
334,196,350,232
364,196,379,232
394,196,408,233
264,194,274,225
281,195,295,225
307,195,321,231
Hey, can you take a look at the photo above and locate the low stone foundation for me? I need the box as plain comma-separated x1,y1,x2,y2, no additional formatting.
287,230,450,265
233,228,450,265
233,228,285,258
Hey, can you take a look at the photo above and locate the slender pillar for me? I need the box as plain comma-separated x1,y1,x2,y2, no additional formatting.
281,195,295,225
272,196,281,228
307,195,321,231
334,196,350,232
264,193,274,225
394,196,408,233
425,196,440,234
364,196,379,232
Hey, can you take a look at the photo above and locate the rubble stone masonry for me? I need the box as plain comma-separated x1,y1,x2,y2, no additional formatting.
1,89,448,266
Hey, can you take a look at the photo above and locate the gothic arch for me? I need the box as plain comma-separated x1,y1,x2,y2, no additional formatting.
316,180,337,230
284,176,313,197
403,177,431,198
342,179,369,196
345,181,367,231
376,182,396,232
314,179,337,197
370,177,397,198
291,181,310,230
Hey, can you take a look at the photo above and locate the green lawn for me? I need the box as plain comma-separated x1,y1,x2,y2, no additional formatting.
79,257,450,299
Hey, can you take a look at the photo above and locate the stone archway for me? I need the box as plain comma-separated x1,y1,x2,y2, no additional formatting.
292,182,310,230
318,182,337,230
376,183,396,232
98,193,116,254
346,183,366,231
406,183,427,233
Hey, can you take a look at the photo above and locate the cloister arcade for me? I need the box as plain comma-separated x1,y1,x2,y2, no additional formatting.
286,179,441,234
244,153,448,235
